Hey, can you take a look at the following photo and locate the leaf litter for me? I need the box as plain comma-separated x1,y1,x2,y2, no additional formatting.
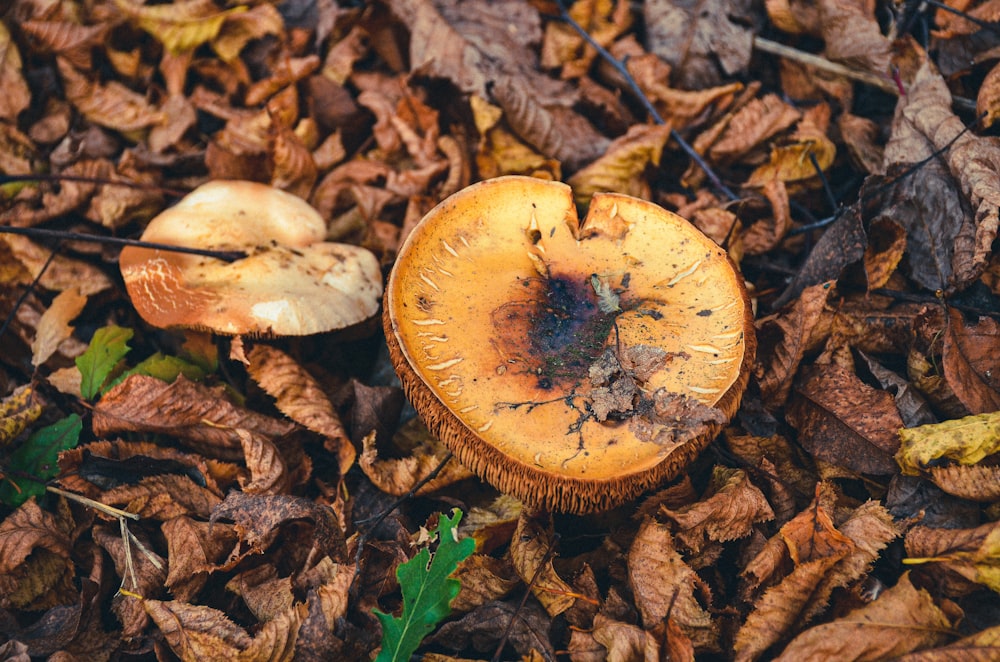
1,0,1000,660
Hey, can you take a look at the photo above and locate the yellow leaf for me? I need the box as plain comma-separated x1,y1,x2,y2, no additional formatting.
113,0,246,55
0,385,43,448
896,410,1000,475
567,123,672,205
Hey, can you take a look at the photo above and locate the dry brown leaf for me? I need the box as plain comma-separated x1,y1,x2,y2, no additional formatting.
905,520,1000,593
162,516,238,602
929,464,1000,502
890,59,1000,288
57,58,164,134
93,524,167,638
755,281,834,410
863,218,907,290
30,287,87,367
0,499,74,610
838,112,884,174
787,364,904,475
743,178,792,255
92,375,296,461
895,623,1000,661
358,423,474,497
0,21,31,122
707,94,801,164
734,555,844,662
627,518,718,652
644,0,753,88
747,104,836,188
0,234,112,295
210,491,346,564
246,344,355,475
979,60,1000,129
566,123,671,204
226,565,295,623
661,467,774,555
428,599,554,659
450,554,520,613
591,612,660,662
100,474,221,521
144,598,305,662
773,573,953,660
19,19,106,71
510,512,575,617
942,308,1000,415
235,429,289,496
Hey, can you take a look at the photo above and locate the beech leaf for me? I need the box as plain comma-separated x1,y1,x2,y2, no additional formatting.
374,509,475,662
76,325,133,400
897,411,1000,476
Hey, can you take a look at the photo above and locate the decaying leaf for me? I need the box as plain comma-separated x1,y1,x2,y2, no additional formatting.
942,308,1000,415
509,512,575,618
897,410,1000,476
786,364,903,475
905,520,1000,593
773,573,953,660
358,421,474,497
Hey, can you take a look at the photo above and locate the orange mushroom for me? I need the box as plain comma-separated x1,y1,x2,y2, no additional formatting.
120,181,382,336
384,176,755,513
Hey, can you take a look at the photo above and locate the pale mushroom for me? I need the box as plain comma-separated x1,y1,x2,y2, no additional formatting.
383,176,755,513
120,180,382,336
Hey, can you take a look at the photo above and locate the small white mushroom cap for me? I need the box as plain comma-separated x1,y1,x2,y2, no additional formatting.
120,181,382,336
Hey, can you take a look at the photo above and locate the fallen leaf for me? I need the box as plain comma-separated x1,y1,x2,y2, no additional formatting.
144,598,305,662
246,344,355,475
905,520,1000,593
755,281,835,410
896,410,1000,476
30,288,87,367
773,573,953,660
0,20,31,122
92,375,296,460
428,599,554,659
660,467,774,555
644,0,753,88
567,123,671,205
628,518,718,652
928,464,1000,502
162,515,238,602
510,512,575,617
358,422,474,497
942,308,1000,415
57,58,164,134
592,611,660,662
0,385,43,449
786,364,904,474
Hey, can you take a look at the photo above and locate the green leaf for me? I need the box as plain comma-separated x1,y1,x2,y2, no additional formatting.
76,325,133,399
0,414,82,506
107,352,206,391
373,509,475,662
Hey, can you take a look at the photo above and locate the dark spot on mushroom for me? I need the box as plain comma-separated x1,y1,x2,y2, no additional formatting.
416,295,434,313
697,309,713,317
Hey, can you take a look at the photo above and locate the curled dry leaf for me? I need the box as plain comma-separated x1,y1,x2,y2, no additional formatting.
755,281,834,410
929,464,1000,502
226,565,295,623
144,598,306,662
706,94,802,164
509,512,575,618
773,573,953,660
0,499,73,610
56,58,164,134
358,423,474,497
891,59,1000,288
31,287,87,367
235,428,289,496
628,518,718,652
0,20,31,122
786,364,903,475
905,520,1000,593
162,516,238,602
246,344,354,475
748,105,836,188
592,612,660,661
566,123,671,205
209,491,346,564
92,375,296,461
660,467,774,555
942,308,1000,415
428,599,554,660
450,554,520,613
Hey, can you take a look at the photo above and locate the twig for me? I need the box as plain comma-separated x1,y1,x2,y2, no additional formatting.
0,245,58,343
349,451,455,599
0,226,247,262
491,531,559,662
554,0,739,202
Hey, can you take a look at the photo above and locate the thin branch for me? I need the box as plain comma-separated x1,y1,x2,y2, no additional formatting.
554,0,739,202
0,226,247,262
0,245,58,342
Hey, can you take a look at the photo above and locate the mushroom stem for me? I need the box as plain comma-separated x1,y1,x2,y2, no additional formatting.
0,226,247,262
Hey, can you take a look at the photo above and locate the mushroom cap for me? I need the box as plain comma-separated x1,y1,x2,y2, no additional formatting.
120,180,382,336
384,176,755,513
